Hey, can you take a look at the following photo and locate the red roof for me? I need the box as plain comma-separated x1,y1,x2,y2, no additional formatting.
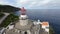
42,22,49,26
21,7,26,15
21,7,26,12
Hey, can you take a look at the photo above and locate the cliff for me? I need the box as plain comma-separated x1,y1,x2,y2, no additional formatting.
0,5,20,13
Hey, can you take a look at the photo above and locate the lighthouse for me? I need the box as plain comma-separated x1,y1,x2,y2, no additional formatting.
19,7,28,26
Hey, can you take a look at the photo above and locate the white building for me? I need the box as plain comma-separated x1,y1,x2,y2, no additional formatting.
41,22,49,34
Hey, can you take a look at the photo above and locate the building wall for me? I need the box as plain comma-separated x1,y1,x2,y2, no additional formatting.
19,19,28,26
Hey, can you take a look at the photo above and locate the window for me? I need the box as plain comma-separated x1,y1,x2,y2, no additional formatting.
24,31,27,34
46,27,49,29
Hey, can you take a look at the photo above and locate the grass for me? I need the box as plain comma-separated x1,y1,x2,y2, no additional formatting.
0,13,19,27
49,26,55,34
0,13,4,18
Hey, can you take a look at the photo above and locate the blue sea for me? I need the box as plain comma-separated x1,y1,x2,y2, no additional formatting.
15,9,60,34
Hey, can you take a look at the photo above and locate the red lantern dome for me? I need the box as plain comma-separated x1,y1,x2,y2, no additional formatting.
21,7,26,15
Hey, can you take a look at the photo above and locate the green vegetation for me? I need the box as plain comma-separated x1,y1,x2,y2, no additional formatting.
0,5,20,27
49,26,55,34
0,13,4,18
0,14,19,27
0,5,20,13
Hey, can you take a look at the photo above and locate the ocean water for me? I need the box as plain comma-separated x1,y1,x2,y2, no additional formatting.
15,9,60,34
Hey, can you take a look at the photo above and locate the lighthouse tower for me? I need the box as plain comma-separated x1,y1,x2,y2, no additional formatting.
19,7,28,26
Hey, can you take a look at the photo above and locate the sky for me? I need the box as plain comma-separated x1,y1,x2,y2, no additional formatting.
0,0,60,9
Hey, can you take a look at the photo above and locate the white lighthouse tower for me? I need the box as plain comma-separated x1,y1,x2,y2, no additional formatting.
19,7,28,26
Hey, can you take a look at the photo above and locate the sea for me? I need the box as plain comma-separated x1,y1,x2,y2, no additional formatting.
15,9,60,34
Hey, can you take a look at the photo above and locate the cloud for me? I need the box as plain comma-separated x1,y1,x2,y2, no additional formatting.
0,0,60,9
0,0,15,6
29,0,51,8
29,2,37,7
15,0,29,6
0,0,9,5
15,0,52,9
38,0,51,5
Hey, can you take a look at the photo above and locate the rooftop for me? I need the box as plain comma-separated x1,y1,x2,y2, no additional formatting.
42,22,49,26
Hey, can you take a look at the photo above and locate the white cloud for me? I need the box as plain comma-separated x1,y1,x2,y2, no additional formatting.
27,0,51,8
16,0,29,6
0,0,14,6
29,2,37,7
19,0,29,3
0,0,60,9
15,0,52,8
37,0,51,6
0,0,9,5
